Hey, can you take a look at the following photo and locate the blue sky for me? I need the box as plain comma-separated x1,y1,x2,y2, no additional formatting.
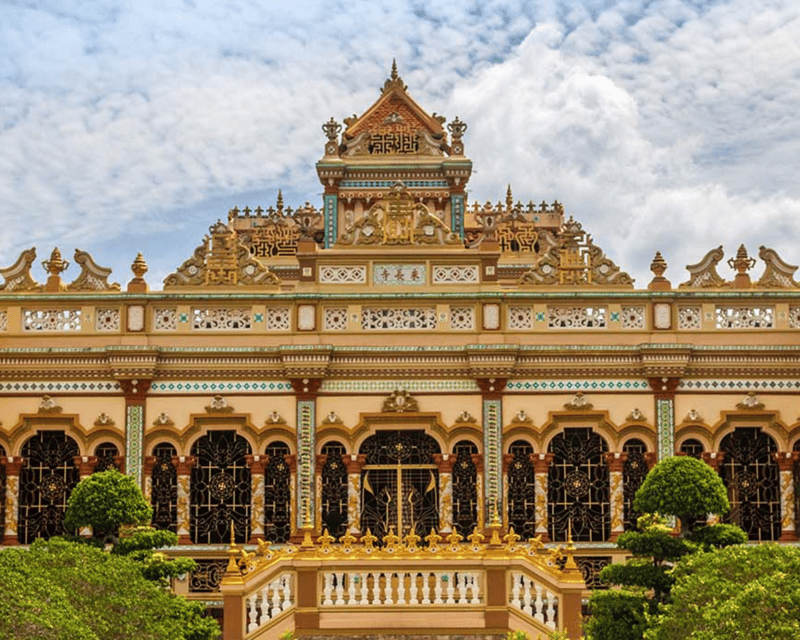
2,0,799,287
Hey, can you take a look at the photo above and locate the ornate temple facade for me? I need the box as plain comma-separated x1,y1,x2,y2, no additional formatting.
1,65,800,639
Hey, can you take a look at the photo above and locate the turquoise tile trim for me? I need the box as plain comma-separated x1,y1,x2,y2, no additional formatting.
678,379,800,390
149,381,292,393
657,398,675,461
324,194,337,248
296,400,315,528
339,180,449,188
254,313,263,322
126,404,144,488
483,398,502,518
610,312,620,321
179,313,188,323
320,379,480,393
0,381,121,393
535,312,545,322
450,193,465,239
506,379,650,391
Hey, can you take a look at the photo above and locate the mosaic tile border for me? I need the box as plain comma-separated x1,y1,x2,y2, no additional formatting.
126,404,144,487
149,381,292,394
296,400,315,528
483,399,502,516
320,379,480,393
678,379,800,390
0,381,121,393
506,380,650,391
339,180,449,188
656,398,674,461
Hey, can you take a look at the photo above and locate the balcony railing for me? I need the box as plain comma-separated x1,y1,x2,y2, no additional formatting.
218,524,587,640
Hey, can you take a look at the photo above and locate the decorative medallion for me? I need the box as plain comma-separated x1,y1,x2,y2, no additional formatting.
382,389,420,413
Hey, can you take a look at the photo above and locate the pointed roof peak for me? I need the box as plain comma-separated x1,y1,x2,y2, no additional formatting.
382,59,407,94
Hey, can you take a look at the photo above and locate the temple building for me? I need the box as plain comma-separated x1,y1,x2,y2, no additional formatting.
1,65,800,639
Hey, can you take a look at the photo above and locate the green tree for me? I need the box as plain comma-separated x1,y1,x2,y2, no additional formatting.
0,538,219,640
64,469,152,544
585,457,746,640
633,456,729,537
64,469,196,583
646,544,800,640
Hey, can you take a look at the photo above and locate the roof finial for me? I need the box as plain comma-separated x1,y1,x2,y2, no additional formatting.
276,190,284,213
391,58,399,81
506,184,513,209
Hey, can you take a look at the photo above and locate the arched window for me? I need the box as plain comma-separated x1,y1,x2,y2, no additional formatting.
679,439,704,458
359,430,440,541
548,428,609,542
190,431,252,544
622,439,648,531
18,431,80,543
720,427,780,541
151,443,177,532
506,440,535,539
264,442,291,543
320,441,348,539
93,442,120,472
452,440,478,537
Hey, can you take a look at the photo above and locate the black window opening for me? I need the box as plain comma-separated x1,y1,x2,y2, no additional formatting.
190,431,252,544
359,430,440,542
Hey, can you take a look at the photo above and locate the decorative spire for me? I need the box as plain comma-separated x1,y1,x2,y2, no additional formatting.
127,252,149,293
648,250,671,290
391,58,399,81
506,184,513,210
42,247,68,277
42,247,69,292
382,59,407,93
728,244,755,288
276,190,284,213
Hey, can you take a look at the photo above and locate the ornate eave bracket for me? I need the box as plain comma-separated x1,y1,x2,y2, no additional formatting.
0,247,40,292
756,245,799,288
680,245,728,288
67,249,120,291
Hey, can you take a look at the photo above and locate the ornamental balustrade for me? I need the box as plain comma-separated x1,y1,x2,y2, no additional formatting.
4,300,800,334
218,523,586,640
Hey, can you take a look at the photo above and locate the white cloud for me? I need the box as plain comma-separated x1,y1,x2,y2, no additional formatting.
1,0,800,288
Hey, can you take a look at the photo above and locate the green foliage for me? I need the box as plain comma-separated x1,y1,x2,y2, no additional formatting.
0,538,219,640
646,544,800,640
633,457,729,536
64,470,152,543
614,530,695,563
685,523,748,551
584,589,650,640
599,559,673,606
113,526,197,584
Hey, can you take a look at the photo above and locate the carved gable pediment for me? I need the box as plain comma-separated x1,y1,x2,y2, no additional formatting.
341,63,448,157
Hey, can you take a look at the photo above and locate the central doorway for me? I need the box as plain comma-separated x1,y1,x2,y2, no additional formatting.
359,430,440,541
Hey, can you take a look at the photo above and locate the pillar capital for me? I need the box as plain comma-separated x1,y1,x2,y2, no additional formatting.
171,455,197,475
644,452,658,470
246,454,269,474
647,376,680,399
284,453,298,473
143,455,161,476
290,378,322,400
344,453,366,474
501,452,515,473
73,455,98,477
118,378,152,401
432,453,455,473
774,451,800,471
532,452,554,473
604,451,629,473
700,451,725,471
471,453,483,473
1,456,25,476
476,377,507,400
